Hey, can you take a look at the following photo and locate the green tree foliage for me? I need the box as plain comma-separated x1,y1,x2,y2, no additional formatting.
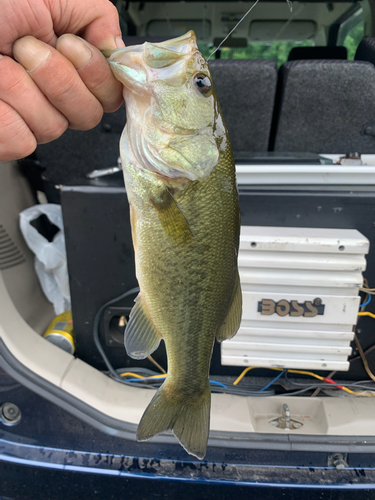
199,40,314,66
343,22,364,60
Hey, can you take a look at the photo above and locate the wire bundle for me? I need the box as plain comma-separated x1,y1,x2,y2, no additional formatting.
94,287,375,399
115,367,276,397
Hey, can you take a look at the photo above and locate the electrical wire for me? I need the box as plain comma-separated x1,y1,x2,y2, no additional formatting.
147,355,166,374
358,311,375,319
117,368,274,396
258,370,285,392
233,366,326,386
349,342,375,363
360,295,372,308
233,366,375,397
275,386,331,397
354,334,375,382
284,371,375,391
310,371,336,398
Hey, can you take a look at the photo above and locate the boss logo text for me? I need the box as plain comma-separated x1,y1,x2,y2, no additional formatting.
258,299,325,318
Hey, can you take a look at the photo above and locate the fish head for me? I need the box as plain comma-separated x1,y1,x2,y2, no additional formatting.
106,31,227,182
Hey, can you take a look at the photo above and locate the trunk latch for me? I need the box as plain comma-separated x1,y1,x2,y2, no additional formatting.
270,404,303,430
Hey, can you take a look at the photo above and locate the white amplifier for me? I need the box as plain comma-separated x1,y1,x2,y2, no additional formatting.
221,226,370,371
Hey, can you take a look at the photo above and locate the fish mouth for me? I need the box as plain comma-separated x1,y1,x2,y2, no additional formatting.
105,31,198,92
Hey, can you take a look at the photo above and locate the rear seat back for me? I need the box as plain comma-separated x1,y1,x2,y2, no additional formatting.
272,59,375,154
355,37,375,65
288,46,347,60
209,59,277,152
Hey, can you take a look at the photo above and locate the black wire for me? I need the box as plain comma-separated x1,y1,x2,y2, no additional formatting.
93,287,140,382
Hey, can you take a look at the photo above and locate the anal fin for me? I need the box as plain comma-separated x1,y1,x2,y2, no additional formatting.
125,295,162,359
216,271,242,342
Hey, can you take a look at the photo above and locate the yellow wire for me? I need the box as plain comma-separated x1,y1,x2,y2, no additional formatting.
233,366,324,386
119,372,166,379
119,372,144,379
358,311,375,319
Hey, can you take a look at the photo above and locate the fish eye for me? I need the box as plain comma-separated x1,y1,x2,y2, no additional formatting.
193,73,212,96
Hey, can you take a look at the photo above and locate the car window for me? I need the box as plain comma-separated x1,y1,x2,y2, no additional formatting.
338,7,364,59
199,40,314,66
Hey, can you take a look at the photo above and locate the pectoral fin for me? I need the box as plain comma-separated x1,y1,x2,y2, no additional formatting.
216,272,242,342
125,295,162,359
151,188,194,244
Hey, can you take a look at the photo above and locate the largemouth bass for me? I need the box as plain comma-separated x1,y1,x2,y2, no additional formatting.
106,31,241,460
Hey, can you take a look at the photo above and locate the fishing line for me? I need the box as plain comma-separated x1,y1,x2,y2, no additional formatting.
208,0,261,60
274,3,304,41
208,0,294,60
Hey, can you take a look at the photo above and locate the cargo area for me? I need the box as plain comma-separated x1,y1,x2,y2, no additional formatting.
2,0,375,466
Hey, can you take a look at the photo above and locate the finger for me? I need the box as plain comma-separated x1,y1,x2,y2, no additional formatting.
49,0,124,50
0,99,36,161
0,55,68,145
13,36,103,130
1,0,123,57
56,34,123,113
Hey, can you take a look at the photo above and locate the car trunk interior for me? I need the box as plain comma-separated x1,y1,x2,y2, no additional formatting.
2,0,375,458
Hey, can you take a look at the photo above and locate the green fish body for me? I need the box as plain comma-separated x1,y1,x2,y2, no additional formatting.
107,31,241,460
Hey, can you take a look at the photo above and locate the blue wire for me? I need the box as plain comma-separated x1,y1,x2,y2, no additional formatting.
124,376,227,389
360,294,372,308
125,375,166,383
258,370,285,392
209,380,227,388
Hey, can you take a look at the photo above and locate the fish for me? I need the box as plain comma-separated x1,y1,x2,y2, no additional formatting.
106,31,242,460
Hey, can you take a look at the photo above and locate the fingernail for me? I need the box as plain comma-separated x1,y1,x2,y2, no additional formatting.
57,34,92,70
13,36,51,72
116,37,126,48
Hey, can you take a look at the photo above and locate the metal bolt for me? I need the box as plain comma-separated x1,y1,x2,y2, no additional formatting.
332,453,346,470
314,298,322,306
1,402,21,426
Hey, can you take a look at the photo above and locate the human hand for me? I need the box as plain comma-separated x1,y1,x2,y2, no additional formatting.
0,0,124,161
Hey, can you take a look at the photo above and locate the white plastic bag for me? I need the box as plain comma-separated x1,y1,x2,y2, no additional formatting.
19,204,71,315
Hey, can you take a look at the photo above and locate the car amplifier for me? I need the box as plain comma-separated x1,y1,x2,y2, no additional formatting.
221,226,370,371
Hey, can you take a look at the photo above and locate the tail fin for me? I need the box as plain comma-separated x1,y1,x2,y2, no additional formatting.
137,379,211,460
